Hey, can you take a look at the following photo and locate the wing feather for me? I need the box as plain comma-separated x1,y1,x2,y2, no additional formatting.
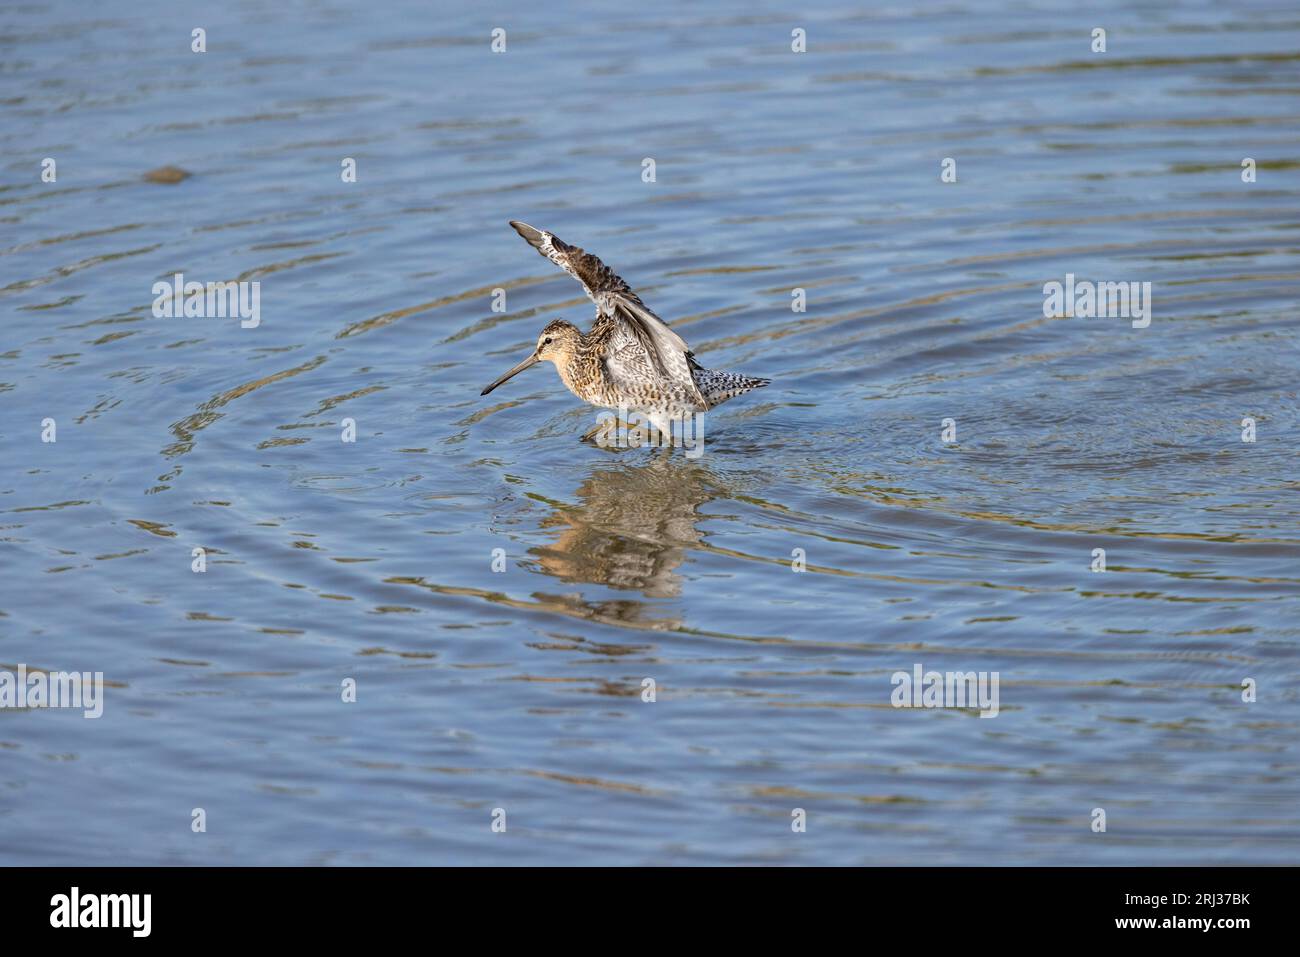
509,220,705,406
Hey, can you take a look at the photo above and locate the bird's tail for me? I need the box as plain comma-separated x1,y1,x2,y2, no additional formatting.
693,368,769,409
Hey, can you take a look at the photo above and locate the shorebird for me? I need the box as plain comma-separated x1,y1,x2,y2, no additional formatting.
481,221,769,443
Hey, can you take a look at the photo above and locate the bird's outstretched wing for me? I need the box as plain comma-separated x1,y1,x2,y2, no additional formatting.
509,220,705,407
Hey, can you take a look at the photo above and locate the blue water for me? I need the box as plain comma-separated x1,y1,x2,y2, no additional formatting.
1,0,1298,865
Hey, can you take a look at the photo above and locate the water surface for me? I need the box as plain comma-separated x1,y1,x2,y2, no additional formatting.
2,0,1298,865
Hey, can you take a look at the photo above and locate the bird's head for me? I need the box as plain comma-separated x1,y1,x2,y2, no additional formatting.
481,319,581,396
533,319,580,363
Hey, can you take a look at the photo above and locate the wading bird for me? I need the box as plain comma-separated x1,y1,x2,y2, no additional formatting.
481,221,769,443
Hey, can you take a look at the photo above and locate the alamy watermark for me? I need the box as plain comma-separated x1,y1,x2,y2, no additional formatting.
152,272,260,328
0,664,104,718
1043,273,1151,329
590,404,705,458
50,887,150,937
891,663,1000,718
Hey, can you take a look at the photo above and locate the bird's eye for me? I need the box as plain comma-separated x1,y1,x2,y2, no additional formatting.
543,337,552,345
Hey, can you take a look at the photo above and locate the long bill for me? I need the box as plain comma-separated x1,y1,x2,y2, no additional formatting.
480,351,539,395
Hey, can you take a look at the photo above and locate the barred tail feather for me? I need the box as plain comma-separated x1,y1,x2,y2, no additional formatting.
692,367,770,409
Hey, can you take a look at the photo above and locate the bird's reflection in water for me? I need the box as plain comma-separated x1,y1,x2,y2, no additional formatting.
530,453,720,619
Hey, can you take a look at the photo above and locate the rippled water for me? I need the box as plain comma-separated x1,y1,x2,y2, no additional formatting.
2,1,1298,865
